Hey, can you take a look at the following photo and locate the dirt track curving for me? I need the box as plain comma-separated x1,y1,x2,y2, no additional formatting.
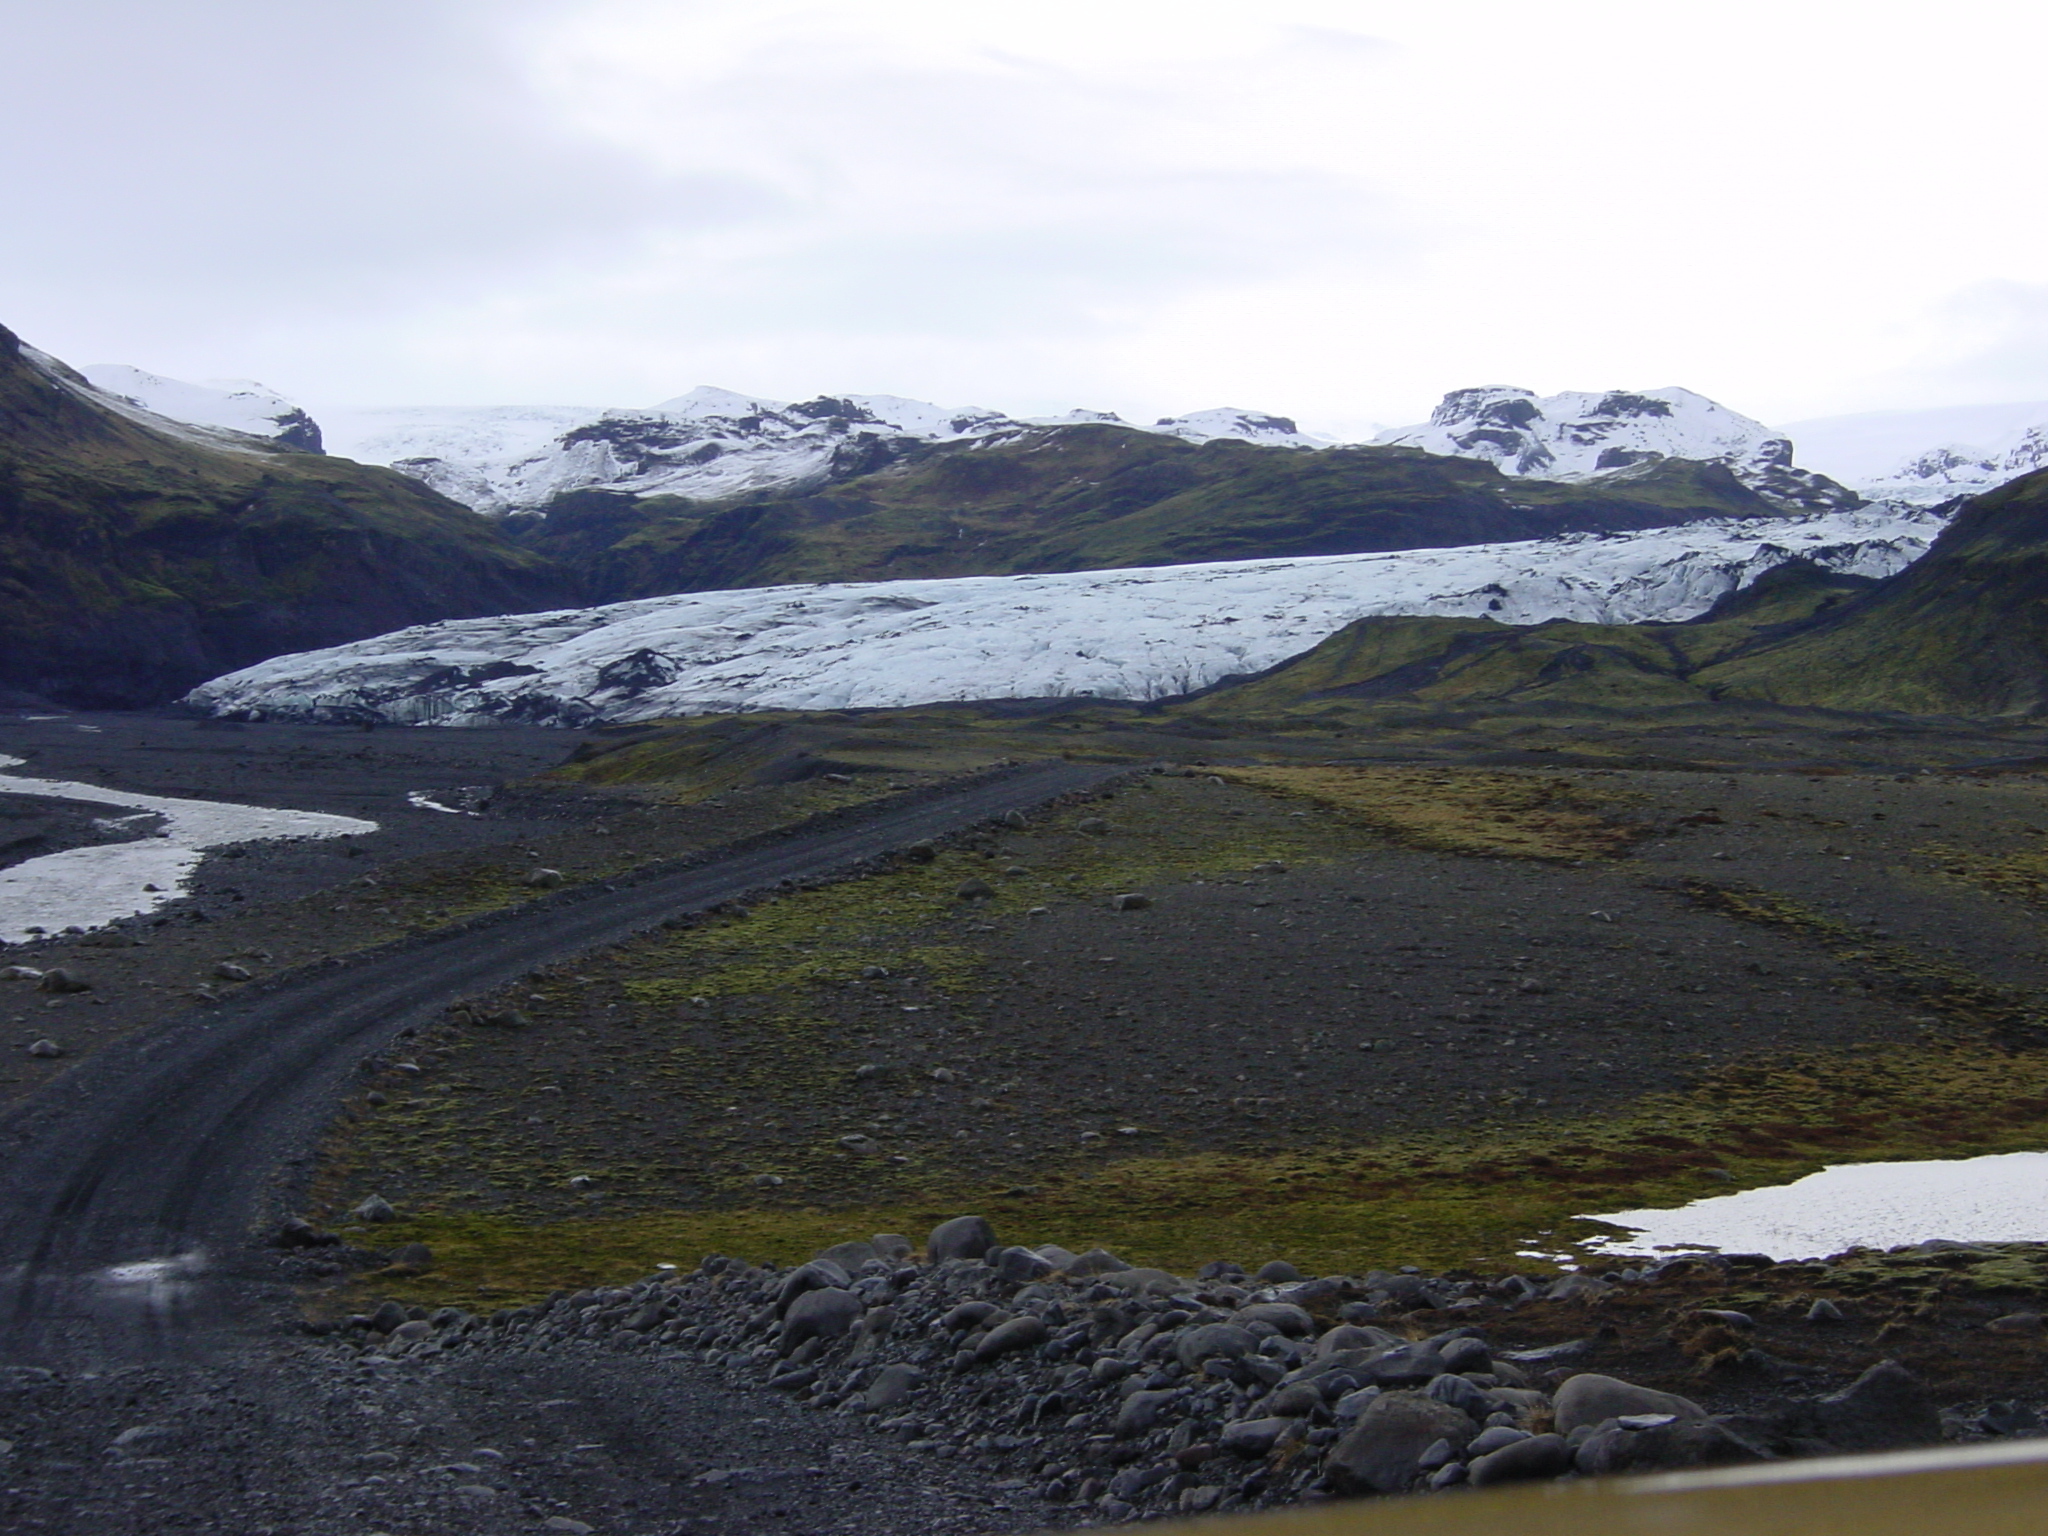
0,759,1125,1364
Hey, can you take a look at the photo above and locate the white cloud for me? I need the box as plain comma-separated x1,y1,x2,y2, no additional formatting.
4,0,2048,429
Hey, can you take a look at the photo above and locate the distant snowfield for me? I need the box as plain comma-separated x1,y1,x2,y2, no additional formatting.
186,505,1942,729
0,755,376,945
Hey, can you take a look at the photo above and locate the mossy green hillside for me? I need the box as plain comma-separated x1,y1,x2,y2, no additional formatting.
0,323,565,706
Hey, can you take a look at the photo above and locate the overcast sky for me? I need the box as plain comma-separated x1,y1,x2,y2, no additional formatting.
5,0,2047,436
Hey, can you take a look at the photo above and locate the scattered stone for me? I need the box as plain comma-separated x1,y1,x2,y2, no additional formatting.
387,1242,434,1273
522,868,565,889
1986,1312,2044,1334
213,961,252,982
1807,1360,1940,1451
1108,893,1150,911
1254,1259,1302,1283
352,1195,398,1223
1075,818,1111,835
864,1363,924,1411
25,1039,63,1058
955,878,996,902
903,841,937,863
1176,1323,1258,1372
0,965,44,981
1220,1417,1295,1457
1806,1298,1845,1324
1116,1389,1181,1438
36,968,89,994
273,1217,340,1249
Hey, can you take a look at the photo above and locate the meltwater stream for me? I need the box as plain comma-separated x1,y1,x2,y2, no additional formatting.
0,754,376,943
1569,1151,2048,1261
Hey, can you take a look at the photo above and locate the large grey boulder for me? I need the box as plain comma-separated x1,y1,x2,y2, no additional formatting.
815,1240,877,1271
1234,1302,1314,1337
775,1260,852,1315
926,1215,996,1263
988,1246,1055,1283
1553,1373,1707,1434
1468,1432,1572,1487
780,1287,861,1354
972,1315,1048,1362
1066,1247,1132,1275
1575,1415,1768,1475
1316,1323,1399,1358
1323,1390,1476,1495
1363,1342,1449,1388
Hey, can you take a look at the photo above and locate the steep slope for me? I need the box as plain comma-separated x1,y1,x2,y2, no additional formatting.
78,364,324,452
0,325,567,708
1378,386,1860,513
1164,468,2048,723
1697,468,2048,714
184,504,1933,726
507,425,1814,602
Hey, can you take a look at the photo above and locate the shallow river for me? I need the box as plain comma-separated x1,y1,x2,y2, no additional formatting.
0,754,375,944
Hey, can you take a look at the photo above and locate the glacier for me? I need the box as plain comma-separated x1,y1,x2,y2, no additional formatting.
184,504,1943,729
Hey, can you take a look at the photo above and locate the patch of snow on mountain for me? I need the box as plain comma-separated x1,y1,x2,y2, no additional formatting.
308,388,1335,514
1780,403,2048,505
77,364,323,451
185,505,1942,729
1378,386,1858,513
1151,408,1329,447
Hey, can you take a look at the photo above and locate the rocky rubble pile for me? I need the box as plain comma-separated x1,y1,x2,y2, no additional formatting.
329,1216,1964,1519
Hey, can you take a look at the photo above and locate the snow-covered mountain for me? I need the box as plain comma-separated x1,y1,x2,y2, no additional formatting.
1376,387,1860,513
79,364,322,452
185,503,1940,728
315,393,1331,516
1780,402,2048,506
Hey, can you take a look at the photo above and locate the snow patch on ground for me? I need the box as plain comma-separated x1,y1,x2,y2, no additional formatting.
184,504,1942,729
1572,1151,2048,1261
0,756,377,944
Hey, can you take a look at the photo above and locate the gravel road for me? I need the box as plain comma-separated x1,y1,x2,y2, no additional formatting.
0,759,1124,1366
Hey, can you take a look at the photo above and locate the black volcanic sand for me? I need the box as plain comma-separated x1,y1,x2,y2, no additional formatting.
0,710,921,1105
296,763,2048,1282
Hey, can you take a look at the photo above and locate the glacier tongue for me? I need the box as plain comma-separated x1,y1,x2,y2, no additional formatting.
185,505,1943,728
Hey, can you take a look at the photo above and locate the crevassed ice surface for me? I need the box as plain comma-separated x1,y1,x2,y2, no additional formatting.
183,505,1944,729
0,755,376,943
1576,1152,2048,1261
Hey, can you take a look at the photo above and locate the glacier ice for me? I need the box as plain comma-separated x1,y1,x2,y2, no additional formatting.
184,504,1943,729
